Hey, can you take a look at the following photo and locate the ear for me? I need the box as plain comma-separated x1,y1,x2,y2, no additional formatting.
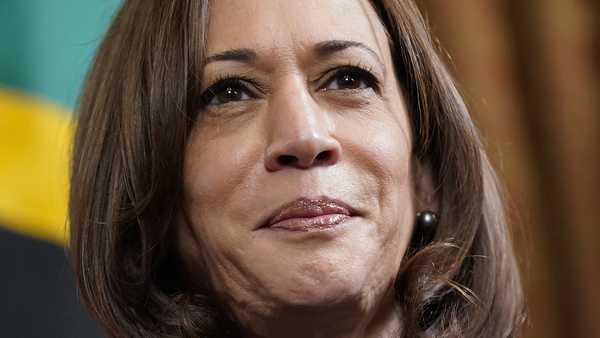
412,158,439,213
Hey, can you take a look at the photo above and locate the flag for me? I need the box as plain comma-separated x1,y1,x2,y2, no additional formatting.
0,1,121,336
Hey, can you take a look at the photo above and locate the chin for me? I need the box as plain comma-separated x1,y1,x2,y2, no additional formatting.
234,219,397,313
262,251,376,309
284,280,366,309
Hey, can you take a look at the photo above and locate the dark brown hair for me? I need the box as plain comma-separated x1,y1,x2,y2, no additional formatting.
69,0,526,337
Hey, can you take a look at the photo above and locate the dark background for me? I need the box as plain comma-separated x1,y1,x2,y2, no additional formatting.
0,227,102,337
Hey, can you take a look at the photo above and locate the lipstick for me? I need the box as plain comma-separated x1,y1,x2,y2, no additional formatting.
262,197,356,231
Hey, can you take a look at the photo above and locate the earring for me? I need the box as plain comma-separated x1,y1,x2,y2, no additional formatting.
416,210,439,229
412,210,439,248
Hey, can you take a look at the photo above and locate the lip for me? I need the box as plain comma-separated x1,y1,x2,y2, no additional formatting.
258,196,359,231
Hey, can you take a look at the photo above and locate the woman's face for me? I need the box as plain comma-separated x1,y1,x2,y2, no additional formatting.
179,0,427,333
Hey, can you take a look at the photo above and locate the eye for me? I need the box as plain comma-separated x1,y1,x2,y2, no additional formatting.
319,66,379,92
201,78,258,106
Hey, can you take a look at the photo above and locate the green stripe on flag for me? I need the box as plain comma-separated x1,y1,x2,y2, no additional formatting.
0,0,121,109
0,0,122,245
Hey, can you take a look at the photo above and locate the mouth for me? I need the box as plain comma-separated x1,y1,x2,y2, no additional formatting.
257,196,360,232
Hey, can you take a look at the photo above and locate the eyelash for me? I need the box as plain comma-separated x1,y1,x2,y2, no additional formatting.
199,64,381,107
200,74,262,107
319,63,380,93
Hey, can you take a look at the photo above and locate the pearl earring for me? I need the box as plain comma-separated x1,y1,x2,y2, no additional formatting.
412,210,439,248
416,210,438,229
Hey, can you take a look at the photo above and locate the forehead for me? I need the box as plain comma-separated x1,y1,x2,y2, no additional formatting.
206,0,389,58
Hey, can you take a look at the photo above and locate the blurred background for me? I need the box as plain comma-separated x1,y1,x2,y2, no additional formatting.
0,1,597,337
418,1,600,337
0,0,119,336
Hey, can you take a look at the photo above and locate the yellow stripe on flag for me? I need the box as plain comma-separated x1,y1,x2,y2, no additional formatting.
0,88,72,246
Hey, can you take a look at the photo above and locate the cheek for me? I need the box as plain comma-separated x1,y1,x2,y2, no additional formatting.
182,126,259,220
345,100,413,201
365,119,415,285
180,129,263,290
183,138,235,210
343,101,415,248
180,127,262,264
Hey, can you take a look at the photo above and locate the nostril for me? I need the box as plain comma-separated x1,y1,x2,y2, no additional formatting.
278,155,297,166
315,151,330,162
268,145,340,170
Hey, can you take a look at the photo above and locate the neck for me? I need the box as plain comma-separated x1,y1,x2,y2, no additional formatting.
240,290,403,338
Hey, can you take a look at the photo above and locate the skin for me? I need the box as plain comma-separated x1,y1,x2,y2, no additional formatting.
178,0,436,337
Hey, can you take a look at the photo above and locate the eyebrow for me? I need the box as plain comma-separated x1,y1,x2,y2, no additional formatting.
313,39,384,70
205,48,257,64
204,39,384,69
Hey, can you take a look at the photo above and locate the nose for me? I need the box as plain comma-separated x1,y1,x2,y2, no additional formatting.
264,77,342,172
